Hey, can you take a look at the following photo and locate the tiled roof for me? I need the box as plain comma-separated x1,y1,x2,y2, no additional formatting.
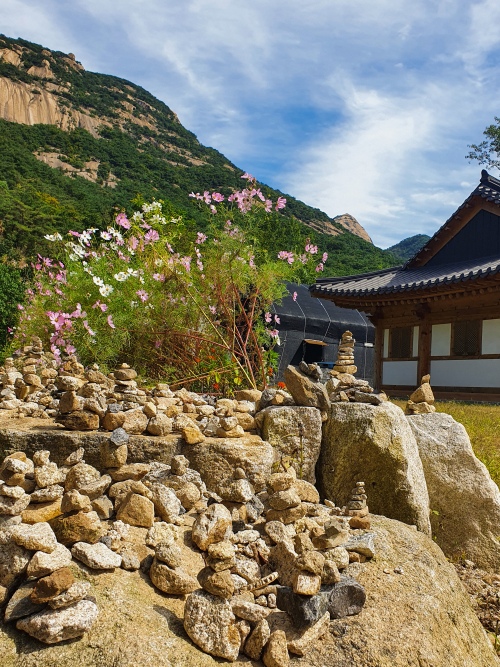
311,253,500,298
406,170,500,267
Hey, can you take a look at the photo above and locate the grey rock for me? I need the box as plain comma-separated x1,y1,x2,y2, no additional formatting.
276,585,332,628
71,541,122,570
29,484,64,504
343,533,376,558
16,598,98,644
4,582,45,622
110,427,130,446
48,581,91,609
328,576,366,618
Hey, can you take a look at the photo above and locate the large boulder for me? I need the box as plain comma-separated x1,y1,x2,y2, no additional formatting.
0,516,496,666
320,402,431,535
257,406,322,483
185,435,274,494
407,412,500,570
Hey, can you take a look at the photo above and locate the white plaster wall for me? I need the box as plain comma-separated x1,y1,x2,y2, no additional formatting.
430,359,500,387
383,329,389,358
482,319,500,354
382,361,418,386
412,326,419,357
431,323,451,356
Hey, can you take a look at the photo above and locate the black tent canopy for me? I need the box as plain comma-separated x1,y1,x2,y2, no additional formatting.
270,283,375,384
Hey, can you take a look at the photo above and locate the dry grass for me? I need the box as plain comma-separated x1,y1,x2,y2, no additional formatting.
392,398,500,486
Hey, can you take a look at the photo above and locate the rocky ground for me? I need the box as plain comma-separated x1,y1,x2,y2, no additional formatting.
0,514,496,667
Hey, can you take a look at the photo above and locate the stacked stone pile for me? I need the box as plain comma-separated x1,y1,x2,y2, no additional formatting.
183,465,372,664
0,435,212,645
0,439,371,658
0,338,59,417
0,449,99,643
405,374,436,414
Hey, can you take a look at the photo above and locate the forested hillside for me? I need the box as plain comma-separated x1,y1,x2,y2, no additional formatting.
387,234,431,263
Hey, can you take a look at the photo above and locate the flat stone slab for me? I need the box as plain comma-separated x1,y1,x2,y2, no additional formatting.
0,423,182,469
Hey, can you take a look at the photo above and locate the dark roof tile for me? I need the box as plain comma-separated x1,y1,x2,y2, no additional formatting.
311,254,500,298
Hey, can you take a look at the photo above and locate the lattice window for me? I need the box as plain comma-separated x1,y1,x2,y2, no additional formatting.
389,327,412,359
452,320,481,356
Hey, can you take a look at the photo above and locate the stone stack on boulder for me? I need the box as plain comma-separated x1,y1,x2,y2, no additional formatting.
0,451,98,644
183,464,370,664
405,374,436,415
333,330,357,375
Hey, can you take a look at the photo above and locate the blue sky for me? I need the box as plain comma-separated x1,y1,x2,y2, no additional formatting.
2,0,500,247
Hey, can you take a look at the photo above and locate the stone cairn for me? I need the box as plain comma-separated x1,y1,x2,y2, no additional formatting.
333,330,357,375
0,428,372,659
183,465,372,664
405,374,436,415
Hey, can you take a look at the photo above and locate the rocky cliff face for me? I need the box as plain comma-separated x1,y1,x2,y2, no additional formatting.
0,77,102,137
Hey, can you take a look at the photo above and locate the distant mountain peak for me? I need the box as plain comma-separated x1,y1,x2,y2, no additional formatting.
333,214,372,244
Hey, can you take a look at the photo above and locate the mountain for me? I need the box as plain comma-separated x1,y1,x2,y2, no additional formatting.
387,234,431,263
0,34,396,276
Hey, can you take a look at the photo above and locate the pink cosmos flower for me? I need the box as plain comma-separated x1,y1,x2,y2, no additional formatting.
209,306,217,315
136,290,149,302
315,262,324,272
180,256,191,272
241,172,254,180
107,315,116,329
274,315,280,324
322,252,328,263
212,192,224,202
265,200,272,213
116,212,131,229
265,312,272,323
83,320,96,337
293,292,298,301
196,232,207,244
269,329,279,338
92,301,108,312
153,273,165,282
144,229,160,244
275,197,286,210
129,236,139,251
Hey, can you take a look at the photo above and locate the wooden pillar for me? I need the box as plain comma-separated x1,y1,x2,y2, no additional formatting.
417,320,431,383
374,322,384,391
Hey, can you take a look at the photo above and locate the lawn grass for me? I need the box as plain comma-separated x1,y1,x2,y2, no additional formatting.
392,399,500,486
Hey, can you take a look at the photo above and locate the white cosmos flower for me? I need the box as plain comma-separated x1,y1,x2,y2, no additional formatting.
99,285,113,297
44,232,63,241
93,276,105,287
114,272,128,282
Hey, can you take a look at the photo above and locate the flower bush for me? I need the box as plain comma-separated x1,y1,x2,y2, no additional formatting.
12,175,325,392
